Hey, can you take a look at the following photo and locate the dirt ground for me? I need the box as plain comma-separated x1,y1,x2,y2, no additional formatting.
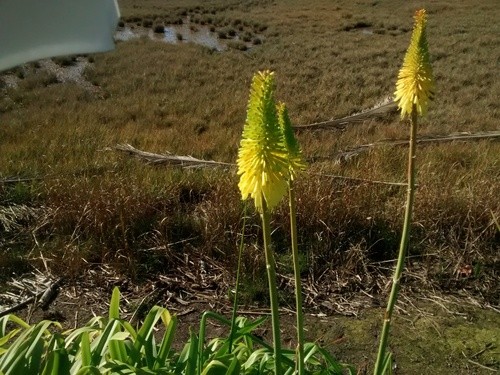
4,273,499,375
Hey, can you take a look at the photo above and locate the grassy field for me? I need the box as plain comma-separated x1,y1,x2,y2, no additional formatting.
0,1,499,370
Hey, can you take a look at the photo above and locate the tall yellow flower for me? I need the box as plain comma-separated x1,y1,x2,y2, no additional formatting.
237,71,289,212
376,10,435,374
276,102,306,180
394,9,435,118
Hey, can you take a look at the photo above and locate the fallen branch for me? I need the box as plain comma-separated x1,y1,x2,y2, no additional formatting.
335,131,500,163
309,172,407,187
115,130,499,186
0,277,63,318
294,100,398,130
114,145,407,186
114,144,234,168
0,295,37,318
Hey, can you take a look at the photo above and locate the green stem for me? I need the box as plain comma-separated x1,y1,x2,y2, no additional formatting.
261,197,283,375
229,203,247,354
289,182,305,375
198,313,208,375
374,109,418,375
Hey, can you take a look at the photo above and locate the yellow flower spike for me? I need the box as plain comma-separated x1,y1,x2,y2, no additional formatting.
237,71,289,212
376,10,435,374
394,9,435,118
276,102,307,180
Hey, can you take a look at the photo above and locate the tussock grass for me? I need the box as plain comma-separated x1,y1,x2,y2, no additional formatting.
0,0,498,305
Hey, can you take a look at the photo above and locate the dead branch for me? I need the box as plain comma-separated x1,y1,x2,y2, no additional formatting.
0,295,37,318
0,277,63,318
113,145,407,186
294,101,398,130
335,131,500,163
309,172,407,187
114,144,234,168
114,130,499,186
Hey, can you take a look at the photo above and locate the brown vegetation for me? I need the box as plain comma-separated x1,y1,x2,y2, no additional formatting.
1,0,498,313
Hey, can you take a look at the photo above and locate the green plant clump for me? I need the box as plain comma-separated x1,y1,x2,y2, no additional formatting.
0,288,352,374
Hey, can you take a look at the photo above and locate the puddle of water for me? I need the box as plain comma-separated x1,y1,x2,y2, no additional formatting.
115,27,140,42
162,23,226,51
163,27,178,43
116,25,227,52
2,19,260,90
115,20,260,52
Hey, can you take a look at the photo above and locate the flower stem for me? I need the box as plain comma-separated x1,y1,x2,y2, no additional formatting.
229,203,247,354
261,197,282,375
289,182,305,375
374,108,418,374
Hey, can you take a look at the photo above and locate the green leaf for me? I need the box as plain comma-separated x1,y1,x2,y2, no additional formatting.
0,320,54,373
200,360,226,375
184,330,198,375
109,287,121,320
108,332,129,364
381,352,393,375
225,355,241,375
1,314,31,332
42,334,70,375
133,306,169,368
303,342,319,364
155,310,178,369
110,331,130,341
90,319,121,367
242,348,267,370
235,316,267,335
69,330,93,375
80,331,92,368
75,365,102,375
26,337,44,374
315,345,347,374
0,328,21,349
120,320,138,341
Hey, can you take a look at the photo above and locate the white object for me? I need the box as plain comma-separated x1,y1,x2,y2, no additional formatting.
0,0,120,72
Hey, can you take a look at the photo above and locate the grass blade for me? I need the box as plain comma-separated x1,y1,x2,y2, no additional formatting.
185,330,199,375
108,331,130,363
80,331,92,369
0,320,54,373
90,319,121,367
109,287,121,320
133,306,164,362
155,310,178,369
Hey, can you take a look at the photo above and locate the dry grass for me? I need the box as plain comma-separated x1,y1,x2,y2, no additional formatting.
0,0,498,306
